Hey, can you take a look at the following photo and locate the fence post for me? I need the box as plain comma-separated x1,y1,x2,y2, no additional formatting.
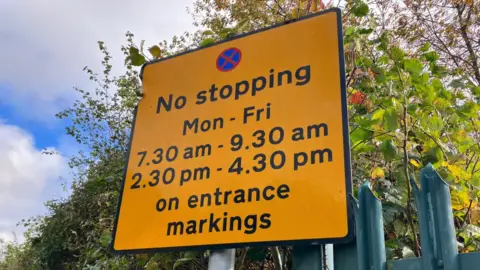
351,182,386,270
411,176,435,270
417,164,460,270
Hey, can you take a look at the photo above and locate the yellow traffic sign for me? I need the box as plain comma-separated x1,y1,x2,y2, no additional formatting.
112,8,353,253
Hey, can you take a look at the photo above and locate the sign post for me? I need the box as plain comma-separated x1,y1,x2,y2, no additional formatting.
111,7,352,256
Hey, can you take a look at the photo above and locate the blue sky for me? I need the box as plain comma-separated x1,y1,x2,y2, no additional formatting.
0,99,63,149
0,0,196,243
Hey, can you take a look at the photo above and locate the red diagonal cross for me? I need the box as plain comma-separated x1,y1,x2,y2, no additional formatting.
219,51,239,68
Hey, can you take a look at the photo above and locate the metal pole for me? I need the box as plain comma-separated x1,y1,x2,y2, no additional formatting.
208,249,235,270
325,244,334,270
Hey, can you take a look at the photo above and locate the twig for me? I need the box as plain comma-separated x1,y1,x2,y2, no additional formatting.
465,153,476,170
403,94,421,257
472,156,480,175
273,0,288,16
457,4,480,84
470,118,480,154
266,2,287,18
236,248,249,270
346,67,358,89
417,126,449,162
463,200,473,226
270,247,283,270
386,46,421,257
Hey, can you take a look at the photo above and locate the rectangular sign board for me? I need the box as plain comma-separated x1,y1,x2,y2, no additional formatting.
112,8,353,253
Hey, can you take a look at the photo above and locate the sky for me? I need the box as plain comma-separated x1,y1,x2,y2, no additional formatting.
0,0,196,243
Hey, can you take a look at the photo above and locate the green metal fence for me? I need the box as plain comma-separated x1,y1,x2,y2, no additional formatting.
292,164,480,270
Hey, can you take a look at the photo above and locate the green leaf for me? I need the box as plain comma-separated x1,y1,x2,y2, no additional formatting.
383,203,402,224
129,46,139,56
219,27,236,38
375,73,386,83
458,101,478,118
407,104,418,114
358,28,373,35
424,51,439,62
423,147,443,164
472,86,480,97
203,30,214,36
351,128,374,143
184,251,197,259
380,140,398,161
390,46,404,62
404,59,423,75
356,56,373,67
352,2,369,17
345,26,355,36
200,38,215,47
355,144,376,153
128,46,146,66
393,219,408,236
372,109,385,120
384,107,399,131
472,175,480,189
99,231,112,248
354,116,379,127
130,54,146,66
431,63,447,77
148,45,161,58
427,115,443,133
419,42,431,52
145,261,158,270
173,258,194,269
431,78,444,90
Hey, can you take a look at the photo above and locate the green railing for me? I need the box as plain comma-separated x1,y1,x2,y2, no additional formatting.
292,164,480,270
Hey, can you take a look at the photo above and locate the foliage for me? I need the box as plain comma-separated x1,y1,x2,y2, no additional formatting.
2,0,480,268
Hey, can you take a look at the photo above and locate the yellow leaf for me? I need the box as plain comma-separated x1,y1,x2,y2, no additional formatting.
371,167,385,180
148,45,162,59
410,159,420,167
451,189,470,210
446,164,471,181
310,0,319,12
470,206,480,225
292,8,298,18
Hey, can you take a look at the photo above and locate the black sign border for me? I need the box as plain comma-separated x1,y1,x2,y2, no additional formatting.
111,7,354,255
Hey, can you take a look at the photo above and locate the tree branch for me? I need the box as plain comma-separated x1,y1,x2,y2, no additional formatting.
457,4,480,84
463,200,473,226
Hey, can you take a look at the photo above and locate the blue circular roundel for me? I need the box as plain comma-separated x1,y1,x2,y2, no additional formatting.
216,48,242,72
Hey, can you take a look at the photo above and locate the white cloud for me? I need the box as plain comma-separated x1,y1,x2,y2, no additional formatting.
0,122,67,243
0,0,195,122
